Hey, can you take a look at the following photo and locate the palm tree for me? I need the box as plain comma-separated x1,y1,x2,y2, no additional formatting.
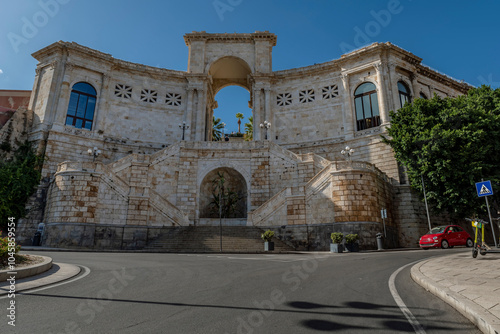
212,116,225,141
235,113,244,133
244,116,253,141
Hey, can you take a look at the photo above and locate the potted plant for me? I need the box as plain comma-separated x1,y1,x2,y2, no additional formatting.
330,232,344,253
261,230,275,251
345,233,359,252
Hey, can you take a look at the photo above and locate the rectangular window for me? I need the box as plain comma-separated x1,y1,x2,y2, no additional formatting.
84,121,92,130
76,95,88,118
363,95,371,118
65,116,74,126
355,97,364,120
67,92,79,116
370,93,379,116
85,97,96,120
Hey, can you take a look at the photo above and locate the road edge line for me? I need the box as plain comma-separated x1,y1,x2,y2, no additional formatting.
389,260,427,334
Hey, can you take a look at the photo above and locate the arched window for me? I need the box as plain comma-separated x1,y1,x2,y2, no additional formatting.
398,81,411,107
354,82,380,131
419,92,427,99
65,82,97,130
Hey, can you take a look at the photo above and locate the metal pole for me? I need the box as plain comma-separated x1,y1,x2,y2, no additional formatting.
421,175,432,232
219,189,222,253
485,196,498,248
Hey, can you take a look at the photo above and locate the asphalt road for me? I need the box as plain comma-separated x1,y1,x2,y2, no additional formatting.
2,248,481,334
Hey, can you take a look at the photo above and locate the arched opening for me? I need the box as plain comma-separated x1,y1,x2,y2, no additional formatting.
65,82,97,130
398,81,412,107
207,56,253,141
212,86,252,141
199,167,248,219
354,82,380,131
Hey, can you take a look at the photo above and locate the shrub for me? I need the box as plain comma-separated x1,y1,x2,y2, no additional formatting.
345,234,359,244
0,141,42,230
330,232,343,244
0,232,21,267
261,230,275,242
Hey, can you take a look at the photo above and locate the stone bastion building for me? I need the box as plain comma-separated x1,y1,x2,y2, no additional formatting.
8,31,471,251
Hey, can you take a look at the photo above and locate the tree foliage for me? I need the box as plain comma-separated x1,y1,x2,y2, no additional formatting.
0,141,42,230
212,116,225,141
235,112,244,133
209,171,242,218
384,86,500,218
244,116,253,141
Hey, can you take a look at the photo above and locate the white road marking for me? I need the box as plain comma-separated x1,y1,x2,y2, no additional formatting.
389,260,426,334
0,265,91,299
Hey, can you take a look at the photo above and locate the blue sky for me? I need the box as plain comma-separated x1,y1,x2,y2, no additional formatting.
1,0,499,133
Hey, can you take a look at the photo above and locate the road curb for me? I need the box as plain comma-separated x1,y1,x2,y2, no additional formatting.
0,255,53,282
411,258,500,334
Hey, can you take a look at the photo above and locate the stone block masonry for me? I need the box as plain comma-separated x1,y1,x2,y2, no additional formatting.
12,32,473,250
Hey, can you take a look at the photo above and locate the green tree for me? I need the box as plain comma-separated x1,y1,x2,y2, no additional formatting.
209,172,241,218
212,116,225,141
244,116,253,141
0,141,42,231
236,113,244,133
384,86,500,218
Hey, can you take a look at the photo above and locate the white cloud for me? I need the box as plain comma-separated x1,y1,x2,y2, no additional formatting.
0,69,3,74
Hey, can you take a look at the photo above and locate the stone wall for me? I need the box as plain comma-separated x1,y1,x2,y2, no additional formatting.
17,33,475,249
0,107,33,160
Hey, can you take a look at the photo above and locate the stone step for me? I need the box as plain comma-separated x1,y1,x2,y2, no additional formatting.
143,226,294,252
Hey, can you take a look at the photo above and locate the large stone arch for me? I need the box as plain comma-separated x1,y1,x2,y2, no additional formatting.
208,56,252,93
199,167,248,219
183,32,276,142
206,56,252,141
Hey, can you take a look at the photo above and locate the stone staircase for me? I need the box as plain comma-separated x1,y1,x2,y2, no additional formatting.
143,226,295,253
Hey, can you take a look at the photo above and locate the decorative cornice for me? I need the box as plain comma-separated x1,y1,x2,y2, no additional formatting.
184,31,277,46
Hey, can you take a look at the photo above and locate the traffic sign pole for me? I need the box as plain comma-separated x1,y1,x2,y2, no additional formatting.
476,179,497,248
485,196,498,248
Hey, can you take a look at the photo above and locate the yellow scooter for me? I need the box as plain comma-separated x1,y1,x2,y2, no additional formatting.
466,218,500,258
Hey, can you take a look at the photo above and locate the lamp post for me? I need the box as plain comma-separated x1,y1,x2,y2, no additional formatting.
259,120,271,140
87,147,101,162
178,121,189,141
340,146,354,161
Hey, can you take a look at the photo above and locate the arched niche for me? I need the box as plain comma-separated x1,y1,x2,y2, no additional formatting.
199,167,248,219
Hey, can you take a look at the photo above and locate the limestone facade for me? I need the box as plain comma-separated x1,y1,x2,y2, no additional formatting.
11,32,472,249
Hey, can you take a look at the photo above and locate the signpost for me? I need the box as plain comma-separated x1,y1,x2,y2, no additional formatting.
381,209,387,238
475,180,497,248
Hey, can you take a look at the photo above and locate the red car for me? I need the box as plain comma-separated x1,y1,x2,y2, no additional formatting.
419,225,474,249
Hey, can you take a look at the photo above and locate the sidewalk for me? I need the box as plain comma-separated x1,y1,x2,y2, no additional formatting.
0,262,81,295
412,251,500,334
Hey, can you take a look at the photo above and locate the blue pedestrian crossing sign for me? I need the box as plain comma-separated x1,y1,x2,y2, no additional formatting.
476,180,493,197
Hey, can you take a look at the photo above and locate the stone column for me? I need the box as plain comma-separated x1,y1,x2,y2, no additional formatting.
126,158,150,226
374,62,389,125
92,73,110,132
388,63,400,111
341,73,354,135
264,88,272,140
253,88,262,141
408,72,417,101
185,88,194,141
195,89,205,141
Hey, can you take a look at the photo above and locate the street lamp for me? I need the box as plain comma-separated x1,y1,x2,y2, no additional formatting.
178,121,189,141
259,120,271,140
221,122,227,141
87,147,101,162
341,146,354,161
